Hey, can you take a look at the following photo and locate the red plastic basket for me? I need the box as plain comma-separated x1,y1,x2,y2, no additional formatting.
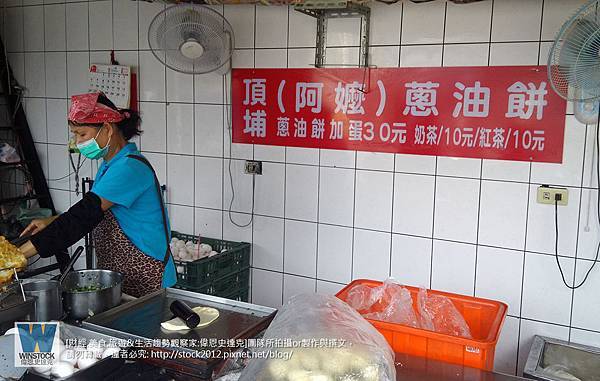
336,279,507,371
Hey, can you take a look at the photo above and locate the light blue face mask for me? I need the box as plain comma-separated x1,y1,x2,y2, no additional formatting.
76,127,111,160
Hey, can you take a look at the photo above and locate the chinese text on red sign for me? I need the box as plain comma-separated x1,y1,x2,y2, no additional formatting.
232,67,567,163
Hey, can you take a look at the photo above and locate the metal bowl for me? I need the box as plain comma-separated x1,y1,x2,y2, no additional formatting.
22,279,63,321
61,269,123,320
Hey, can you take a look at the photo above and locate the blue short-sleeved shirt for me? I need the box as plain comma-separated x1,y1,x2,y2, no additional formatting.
91,143,176,288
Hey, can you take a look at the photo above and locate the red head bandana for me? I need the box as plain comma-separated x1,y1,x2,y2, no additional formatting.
68,92,124,124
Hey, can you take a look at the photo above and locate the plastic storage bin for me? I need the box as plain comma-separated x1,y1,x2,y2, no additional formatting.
171,232,250,302
336,279,507,371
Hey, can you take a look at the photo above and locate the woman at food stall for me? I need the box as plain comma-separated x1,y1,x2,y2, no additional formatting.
18,92,176,297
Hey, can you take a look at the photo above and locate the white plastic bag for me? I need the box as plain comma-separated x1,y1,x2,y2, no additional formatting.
0,143,20,163
417,289,472,339
239,293,396,381
344,280,472,339
346,279,419,328
540,365,581,381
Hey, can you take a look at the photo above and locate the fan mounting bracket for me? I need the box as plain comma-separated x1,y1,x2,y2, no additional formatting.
295,2,370,68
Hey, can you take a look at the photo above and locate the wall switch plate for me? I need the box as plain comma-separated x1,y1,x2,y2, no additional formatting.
244,160,262,175
537,186,568,206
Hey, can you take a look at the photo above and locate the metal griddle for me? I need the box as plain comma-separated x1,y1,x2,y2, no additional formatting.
81,288,276,379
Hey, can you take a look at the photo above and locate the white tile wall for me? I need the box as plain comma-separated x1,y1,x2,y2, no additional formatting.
113,0,138,51
284,220,317,278
5,0,599,375
491,0,542,42
489,42,539,66
475,247,523,316
444,0,491,44
23,97,46,142
317,224,353,284
353,228,391,280
401,0,445,45
166,103,194,154
391,234,431,287
571,262,600,332
166,68,194,103
316,279,345,295
431,240,476,295
369,2,401,46
252,268,283,309
65,2,88,51
283,274,316,302
66,51,89,95
478,181,528,250
369,45,400,67
43,3,65,52
194,207,222,239
46,98,68,144
521,253,574,325
167,154,194,205
392,173,434,236
194,157,222,209
354,170,393,231
434,176,480,243
494,316,520,374
570,329,600,349
254,162,285,217
437,156,481,178
253,215,284,272
45,52,67,97
195,104,224,157
88,1,113,51
23,5,43,51
443,43,489,67
139,102,166,152
255,5,287,49
24,52,46,96
285,164,318,222
318,167,355,226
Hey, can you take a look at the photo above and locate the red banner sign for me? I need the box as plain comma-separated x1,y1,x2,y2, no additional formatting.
232,66,567,163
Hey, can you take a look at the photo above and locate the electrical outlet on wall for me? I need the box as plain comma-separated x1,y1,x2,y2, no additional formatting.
537,185,568,206
244,160,262,175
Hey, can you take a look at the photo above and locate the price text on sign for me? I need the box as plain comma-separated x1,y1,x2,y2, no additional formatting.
231,67,567,163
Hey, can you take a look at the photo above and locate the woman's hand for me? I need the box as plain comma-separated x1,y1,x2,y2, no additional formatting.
20,216,59,237
19,241,38,259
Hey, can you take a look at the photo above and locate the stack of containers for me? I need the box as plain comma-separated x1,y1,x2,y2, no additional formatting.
170,231,251,302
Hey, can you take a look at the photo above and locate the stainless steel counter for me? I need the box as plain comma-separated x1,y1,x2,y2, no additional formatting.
394,353,527,381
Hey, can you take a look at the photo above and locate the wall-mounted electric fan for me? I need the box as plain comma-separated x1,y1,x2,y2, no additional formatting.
548,0,600,124
148,4,234,75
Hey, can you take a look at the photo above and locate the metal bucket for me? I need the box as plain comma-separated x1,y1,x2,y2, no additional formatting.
61,270,123,320
22,279,63,321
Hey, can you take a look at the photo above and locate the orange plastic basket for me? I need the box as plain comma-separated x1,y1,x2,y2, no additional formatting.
336,279,507,371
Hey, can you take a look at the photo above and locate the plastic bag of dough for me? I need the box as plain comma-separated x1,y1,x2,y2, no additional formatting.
417,288,472,339
540,365,581,381
346,279,419,328
239,294,396,381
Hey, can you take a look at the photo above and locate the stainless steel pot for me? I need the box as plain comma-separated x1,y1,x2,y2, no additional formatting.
22,279,63,321
61,269,123,320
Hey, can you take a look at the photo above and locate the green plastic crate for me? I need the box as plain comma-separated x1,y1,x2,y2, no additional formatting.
224,287,249,303
175,268,250,300
172,231,250,289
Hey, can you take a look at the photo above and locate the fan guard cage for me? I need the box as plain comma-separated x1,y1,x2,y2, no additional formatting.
148,4,234,74
548,0,600,101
